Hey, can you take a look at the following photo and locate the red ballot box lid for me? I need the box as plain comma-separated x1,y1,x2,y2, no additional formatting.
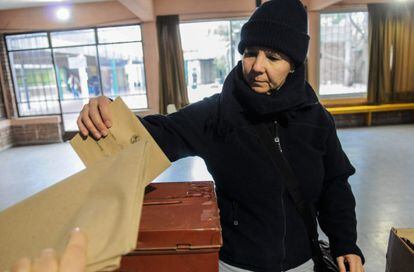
134,181,222,253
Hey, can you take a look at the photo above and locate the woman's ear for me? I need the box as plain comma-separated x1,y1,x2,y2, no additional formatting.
289,63,295,74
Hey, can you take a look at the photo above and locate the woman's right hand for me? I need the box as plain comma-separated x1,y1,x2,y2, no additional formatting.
77,96,112,140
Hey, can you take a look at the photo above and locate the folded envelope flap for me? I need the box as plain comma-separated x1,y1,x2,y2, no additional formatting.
395,228,414,243
70,97,171,184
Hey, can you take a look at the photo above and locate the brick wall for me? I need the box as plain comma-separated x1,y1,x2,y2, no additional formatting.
0,120,12,151
11,116,62,146
0,82,5,119
0,117,62,150
12,123,62,146
373,111,414,126
333,111,414,128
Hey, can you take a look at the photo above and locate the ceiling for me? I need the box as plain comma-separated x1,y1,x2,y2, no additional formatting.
0,0,111,10
0,0,406,12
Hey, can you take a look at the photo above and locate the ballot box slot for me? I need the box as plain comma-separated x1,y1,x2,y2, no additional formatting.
125,244,222,255
143,200,182,206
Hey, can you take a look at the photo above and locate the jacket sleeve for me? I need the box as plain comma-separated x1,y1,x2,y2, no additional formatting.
317,116,365,263
138,97,215,162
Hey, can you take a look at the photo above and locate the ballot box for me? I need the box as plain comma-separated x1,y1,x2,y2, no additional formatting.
118,181,222,272
385,228,414,272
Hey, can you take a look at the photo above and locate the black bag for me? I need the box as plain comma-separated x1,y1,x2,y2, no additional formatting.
317,240,341,272
253,122,344,272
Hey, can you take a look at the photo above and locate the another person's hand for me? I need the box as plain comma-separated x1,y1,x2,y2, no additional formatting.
77,96,112,139
12,228,87,272
337,254,364,272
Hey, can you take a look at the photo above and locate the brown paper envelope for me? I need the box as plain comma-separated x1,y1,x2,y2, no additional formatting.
70,97,171,184
0,140,153,271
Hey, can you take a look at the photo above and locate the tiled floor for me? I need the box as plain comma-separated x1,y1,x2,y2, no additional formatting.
1,124,413,272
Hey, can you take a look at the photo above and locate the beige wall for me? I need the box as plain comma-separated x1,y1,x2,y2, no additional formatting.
155,0,311,20
141,21,160,115
0,1,139,32
341,0,413,4
155,0,255,20
307,11,320,92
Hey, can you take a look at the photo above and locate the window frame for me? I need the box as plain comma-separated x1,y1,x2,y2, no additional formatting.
3,23,148,119
179,17,248,103
318,8,369,102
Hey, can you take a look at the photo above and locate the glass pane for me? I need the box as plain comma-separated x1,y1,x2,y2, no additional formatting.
98,42,147,109
8,49,60,116
51,29,96,47
320,12,369,97
180,21,232,103
6,33,49,51
231,20,247,65
98,25,141,43
53,46,101,102
62,112,84,131
53,46,101,131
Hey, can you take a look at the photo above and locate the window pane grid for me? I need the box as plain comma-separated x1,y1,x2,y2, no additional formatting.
320,12,369,97
9,49,60,115
6,33,49,51
98,25,142,44
180,19,247,103
5,25,147,131
51,29,96,47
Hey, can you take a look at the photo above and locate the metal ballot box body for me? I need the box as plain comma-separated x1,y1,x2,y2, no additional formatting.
119,181,222,272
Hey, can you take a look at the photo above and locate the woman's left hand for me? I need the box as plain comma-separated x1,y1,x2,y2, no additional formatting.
12,228,87,272
337,254,364,272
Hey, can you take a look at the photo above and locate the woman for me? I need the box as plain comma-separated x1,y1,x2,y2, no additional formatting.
77,1,365,271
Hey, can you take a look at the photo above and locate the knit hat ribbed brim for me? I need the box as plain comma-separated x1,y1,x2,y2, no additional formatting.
238,0,310,66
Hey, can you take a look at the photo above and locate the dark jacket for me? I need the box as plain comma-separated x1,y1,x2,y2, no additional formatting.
140,68,364,271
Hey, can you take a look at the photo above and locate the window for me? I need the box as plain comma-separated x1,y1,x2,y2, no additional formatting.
180,19,247,103
320,12,369,98
6,33,49,50
6,33,60,116
5,25,146,131
97,25,146,110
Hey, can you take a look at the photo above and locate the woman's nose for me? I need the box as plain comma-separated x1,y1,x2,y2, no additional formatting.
252,51,266,73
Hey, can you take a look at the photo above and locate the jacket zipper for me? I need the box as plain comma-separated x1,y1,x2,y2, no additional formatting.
274,120,287,271
232,200,239,226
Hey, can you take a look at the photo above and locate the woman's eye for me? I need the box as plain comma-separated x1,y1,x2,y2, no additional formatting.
268,55,281,61
244,51,257,57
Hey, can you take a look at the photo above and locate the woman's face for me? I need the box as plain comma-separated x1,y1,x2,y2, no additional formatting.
242,47,293,94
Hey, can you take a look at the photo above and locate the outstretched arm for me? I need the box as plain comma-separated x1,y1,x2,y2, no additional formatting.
77,95,216,162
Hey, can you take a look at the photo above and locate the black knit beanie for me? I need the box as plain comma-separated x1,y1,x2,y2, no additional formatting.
238,0,310,66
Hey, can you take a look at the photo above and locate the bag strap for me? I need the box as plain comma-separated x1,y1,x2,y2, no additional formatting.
252,121,326,268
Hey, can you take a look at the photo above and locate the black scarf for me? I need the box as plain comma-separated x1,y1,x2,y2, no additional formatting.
232,60,310,117
205,61,319,140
